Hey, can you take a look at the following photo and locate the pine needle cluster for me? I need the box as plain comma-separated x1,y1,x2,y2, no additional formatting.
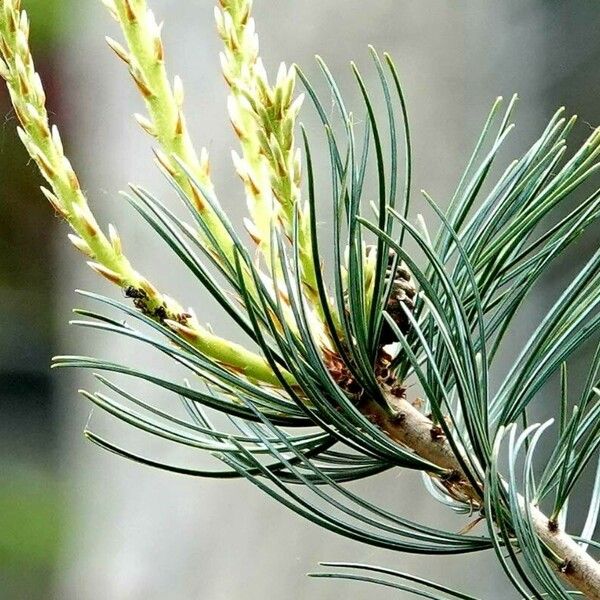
1,0,600,597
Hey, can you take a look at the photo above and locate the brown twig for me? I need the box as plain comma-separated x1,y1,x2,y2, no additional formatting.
364,388,600,599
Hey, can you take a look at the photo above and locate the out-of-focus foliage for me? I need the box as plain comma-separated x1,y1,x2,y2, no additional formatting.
0,2,71,599
0,467,65,569
25,0,69,48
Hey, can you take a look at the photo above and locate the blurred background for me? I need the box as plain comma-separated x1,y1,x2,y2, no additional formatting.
1,1,599,598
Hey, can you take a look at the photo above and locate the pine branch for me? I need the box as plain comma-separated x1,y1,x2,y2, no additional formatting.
216,0,322,321
0,0,288,387
102,1,219,226
367,389,600,598
2,0,600,598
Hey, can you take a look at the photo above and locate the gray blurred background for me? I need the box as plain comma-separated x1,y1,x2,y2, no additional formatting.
1,1,599,598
